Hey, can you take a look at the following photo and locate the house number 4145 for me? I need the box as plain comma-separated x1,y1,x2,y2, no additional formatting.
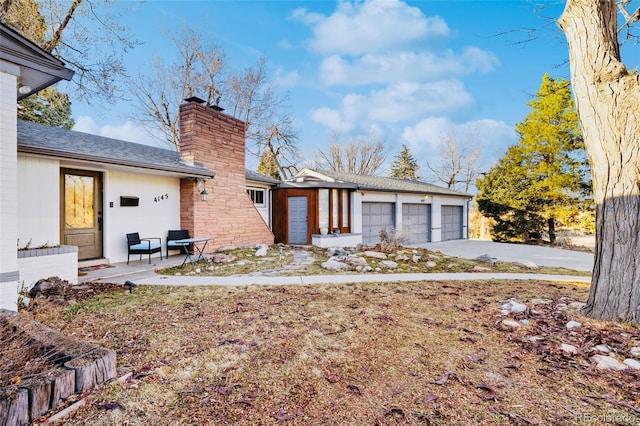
154,194,169,202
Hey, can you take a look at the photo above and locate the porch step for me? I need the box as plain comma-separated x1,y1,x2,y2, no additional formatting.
78,258,111,268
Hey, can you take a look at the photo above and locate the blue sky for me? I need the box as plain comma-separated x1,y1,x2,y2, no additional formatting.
69,0,577,176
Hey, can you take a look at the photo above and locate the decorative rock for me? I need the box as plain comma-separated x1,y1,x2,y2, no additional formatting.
364,251,387,259
475,254,496,263
530,298,553,305
623,358,640,370
473,265,491,272
212,253,237,264
380,260,398,269
560,343,578,355
501,300,527,314
529,336,544,342
566,321,582,330
502,319,521,328
321,259,350,271
630,347,640,358
362,266,373,272
594,344,611,353
347,256,369,267
29,277,67,298
255,244,269,256
396,254,410,261
591,355,628,370
425,261,437,268
519,319,530,326
568,302,586,310
412,255,421,263
523,261,538,269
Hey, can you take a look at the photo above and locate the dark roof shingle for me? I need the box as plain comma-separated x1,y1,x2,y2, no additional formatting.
302,169,471,197
17,120,215,178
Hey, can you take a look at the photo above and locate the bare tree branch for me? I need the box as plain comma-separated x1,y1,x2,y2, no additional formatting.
314,132,387,175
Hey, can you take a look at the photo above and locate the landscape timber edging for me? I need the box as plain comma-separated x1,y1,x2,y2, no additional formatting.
0,309,116,426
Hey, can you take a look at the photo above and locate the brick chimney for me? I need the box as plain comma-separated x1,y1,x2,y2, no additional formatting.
179,100,274,249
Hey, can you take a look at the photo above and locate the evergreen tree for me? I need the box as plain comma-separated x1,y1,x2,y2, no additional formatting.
389,144,419,180
257,150,281,179
476,73,591,243
4,0,74,128
18,87,75,129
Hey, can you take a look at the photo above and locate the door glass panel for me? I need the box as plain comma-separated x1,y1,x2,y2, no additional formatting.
331,189,339,228
319,189,329,230
341,190,349,227
65,174,94,229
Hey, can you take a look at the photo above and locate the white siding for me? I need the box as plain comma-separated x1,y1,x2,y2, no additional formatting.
18,250,78,289
103,170,181,263
17,155,61,247
246,181,272,227
0,68,19,310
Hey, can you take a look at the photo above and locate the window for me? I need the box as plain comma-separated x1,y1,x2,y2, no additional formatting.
247,188,265,206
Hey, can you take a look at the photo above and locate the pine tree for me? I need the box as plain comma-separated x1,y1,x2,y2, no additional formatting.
257,150,281,179
476,73,591,243
389,144,419,180
5,0,74,128
18,87,75,129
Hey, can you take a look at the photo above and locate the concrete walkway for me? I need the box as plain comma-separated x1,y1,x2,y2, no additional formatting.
81,240,593,287
412,239,594,272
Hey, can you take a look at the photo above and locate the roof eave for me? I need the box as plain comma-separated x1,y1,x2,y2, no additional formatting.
18,146,215,178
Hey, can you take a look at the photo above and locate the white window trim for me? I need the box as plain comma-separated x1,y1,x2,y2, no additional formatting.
247,187,266,207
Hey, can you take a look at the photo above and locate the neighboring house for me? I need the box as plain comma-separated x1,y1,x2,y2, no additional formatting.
272,168,472,247
1,23,74,311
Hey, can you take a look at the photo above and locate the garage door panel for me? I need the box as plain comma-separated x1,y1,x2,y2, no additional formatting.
442,205,463,241
362,202,394,244
402,203,431,244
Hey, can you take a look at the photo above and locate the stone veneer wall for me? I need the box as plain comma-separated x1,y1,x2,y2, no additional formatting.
179,102,274,249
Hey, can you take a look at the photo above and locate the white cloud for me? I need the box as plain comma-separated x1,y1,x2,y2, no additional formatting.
401,118,516,165
73,117,166,148
295,0,449,55
274,67,301,88
310,107,354,133
319,48,499,86
310,80,474,132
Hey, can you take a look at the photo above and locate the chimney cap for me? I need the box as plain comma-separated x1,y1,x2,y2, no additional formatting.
209,104,225,112
184,96,206,104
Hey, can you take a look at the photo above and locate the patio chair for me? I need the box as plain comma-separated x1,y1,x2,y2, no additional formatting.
126,232,162,264
166,229,193,257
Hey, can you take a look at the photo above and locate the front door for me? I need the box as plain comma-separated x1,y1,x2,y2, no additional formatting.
288,196,308,244
61,169,103,260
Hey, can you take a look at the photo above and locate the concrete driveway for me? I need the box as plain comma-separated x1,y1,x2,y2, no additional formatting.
412,239,594,272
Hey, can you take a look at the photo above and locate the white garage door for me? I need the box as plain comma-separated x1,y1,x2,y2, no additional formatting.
402,204,431,244
442,205,463,241
362,202,395,244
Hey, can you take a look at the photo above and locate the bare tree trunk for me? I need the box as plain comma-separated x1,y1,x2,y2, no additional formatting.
547,218,556,244
558,0,640,323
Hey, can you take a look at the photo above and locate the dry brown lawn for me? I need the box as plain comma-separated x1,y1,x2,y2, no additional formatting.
20,278,640,425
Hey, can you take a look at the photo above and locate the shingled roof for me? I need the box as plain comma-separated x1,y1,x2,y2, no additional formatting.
245,169,280,185
291,169,471,197
17,120,215,178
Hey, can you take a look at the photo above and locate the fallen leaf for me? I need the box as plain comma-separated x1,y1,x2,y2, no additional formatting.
324,370,341,383
347,384,362,395
434,371,453,385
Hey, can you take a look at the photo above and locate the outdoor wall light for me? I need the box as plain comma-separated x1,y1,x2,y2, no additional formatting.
196,178,209,202
18,84,32,94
